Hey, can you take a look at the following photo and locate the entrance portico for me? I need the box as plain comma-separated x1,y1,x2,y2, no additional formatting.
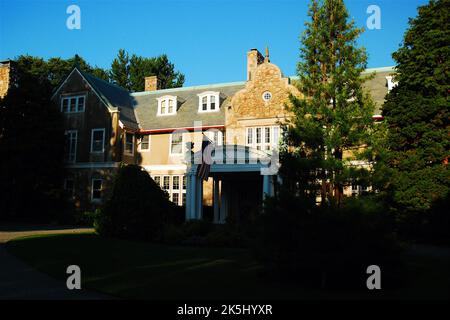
185,145,277,222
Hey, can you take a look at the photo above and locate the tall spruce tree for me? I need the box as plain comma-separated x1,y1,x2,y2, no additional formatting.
110,49,130,90
284,0,376,205
382,0,449,212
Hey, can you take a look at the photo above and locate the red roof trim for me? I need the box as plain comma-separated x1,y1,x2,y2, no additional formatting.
138,125,225,134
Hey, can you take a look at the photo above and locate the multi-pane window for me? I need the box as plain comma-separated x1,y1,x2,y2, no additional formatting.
91,129,105,153
140,135,150,151
202,96,208,111
163,176,170,191
157,96,177,116
204,130,224,146
61,95,85,113
91,179,102,201
173,176,180,190
246,126,281,151
125,133,134,154
351,184,371,196
198,92,220,112
64,130,77,163
210,95,216,110
153,175,186,206
170,132,183,155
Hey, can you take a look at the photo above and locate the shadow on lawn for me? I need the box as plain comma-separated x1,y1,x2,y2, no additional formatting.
6,233,450,300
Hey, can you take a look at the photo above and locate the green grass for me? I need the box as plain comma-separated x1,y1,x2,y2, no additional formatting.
6,233,450,300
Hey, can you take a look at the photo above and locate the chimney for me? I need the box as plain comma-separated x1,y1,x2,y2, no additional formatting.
145,75,160,91
247,49,264,81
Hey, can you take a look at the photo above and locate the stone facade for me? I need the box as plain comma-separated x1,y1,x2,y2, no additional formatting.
0,61,12,99
226,50,302,145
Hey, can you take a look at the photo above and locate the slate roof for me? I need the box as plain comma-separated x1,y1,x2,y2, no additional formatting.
78,70,139,130
131,82,245,131
65,66,394,131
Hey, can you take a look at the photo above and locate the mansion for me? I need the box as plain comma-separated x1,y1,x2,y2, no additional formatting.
0,50,395,222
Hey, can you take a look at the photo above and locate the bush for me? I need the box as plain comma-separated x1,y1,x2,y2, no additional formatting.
255,193,404,290
205,225,246,248
159,224,186,244
95,164,174,240
74,210,99,227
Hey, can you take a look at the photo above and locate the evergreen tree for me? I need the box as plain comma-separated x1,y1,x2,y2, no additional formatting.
284,0,376,206
110,49,130,89
382,0,449,212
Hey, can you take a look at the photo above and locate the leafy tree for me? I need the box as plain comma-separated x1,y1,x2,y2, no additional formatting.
285,0,376,205
381,0,449,212
0,61,66,221
15,55,109,88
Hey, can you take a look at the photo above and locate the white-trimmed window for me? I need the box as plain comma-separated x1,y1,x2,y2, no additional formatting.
124,132,134,155
351,184,371,196
64,130,77,163
91,179,103,202
157,95,177,116
204,129,224,146
197,91,220,112
170,132,183,155
153,175,186,206
246,126,280,151
61,95,85,113
139,135,150,151
91,128,105,153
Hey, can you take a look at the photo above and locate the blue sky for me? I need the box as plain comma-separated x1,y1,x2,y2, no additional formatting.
0,0,428,86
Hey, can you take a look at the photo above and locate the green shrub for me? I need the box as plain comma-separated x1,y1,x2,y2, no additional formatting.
160,224,186,244
95,164,175,240
183,219,213,237
255,193,405,289
74,210,99,227
205,225,246,248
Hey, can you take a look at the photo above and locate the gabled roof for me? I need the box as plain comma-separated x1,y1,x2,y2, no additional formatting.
52,67,139,130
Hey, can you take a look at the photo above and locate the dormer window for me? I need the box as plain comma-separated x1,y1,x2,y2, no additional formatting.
198,91,220,113
157,95,177,116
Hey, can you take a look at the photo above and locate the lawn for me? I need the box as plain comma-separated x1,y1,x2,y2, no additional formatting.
6,232,450,300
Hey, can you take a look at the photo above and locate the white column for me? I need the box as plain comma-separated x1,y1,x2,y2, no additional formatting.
213,177,220,223
263,174,270,200
196,176,203,219
188,171,197,220
185,174,191,221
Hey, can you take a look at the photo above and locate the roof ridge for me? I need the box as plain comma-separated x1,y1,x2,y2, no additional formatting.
130,81,246,96
79,69,130,93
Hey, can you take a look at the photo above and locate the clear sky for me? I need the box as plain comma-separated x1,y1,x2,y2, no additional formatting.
0,0,428,86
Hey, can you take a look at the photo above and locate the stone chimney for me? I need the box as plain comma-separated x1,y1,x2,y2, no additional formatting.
145,75,161,91
247,49,264,81
0,60,13,99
